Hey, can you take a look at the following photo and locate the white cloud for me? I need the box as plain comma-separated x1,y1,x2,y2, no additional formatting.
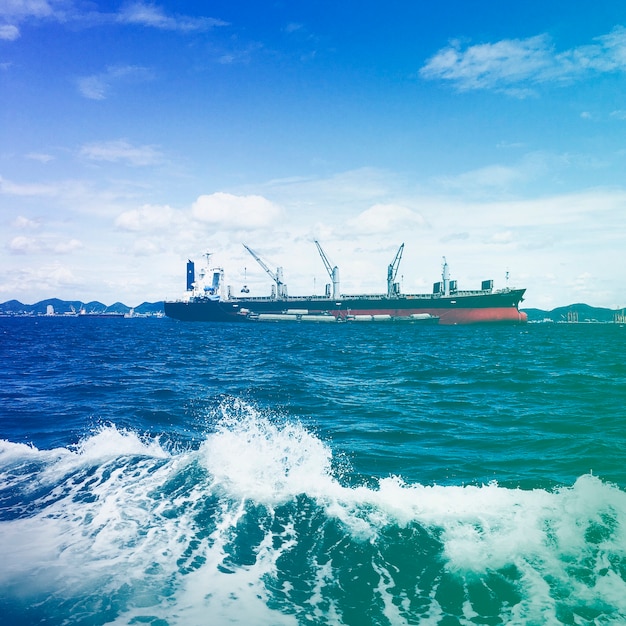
0,176,124,220
116,2,227,32
53,238,82,253
8,236,39,254
433,151,576,197
0,0,72,44
76,65,153,100
0,0,56,20
441,231,470,243
12,215,41,229
25,152,54,163
76,75,107,100
487,230,514,245
348,203,426,234
437,163,526,193
0,24,19,39
130,238,163,256
420,35,552,94
0,175,59,196
192,192,282,229
115,204,179,232
421,26,626,94
0,262,79,297
496,141,527,149
0,2,226,45
80,139,162,166
7,234,83,255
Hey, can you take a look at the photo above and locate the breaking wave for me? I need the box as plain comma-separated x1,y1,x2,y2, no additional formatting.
2,400,626,625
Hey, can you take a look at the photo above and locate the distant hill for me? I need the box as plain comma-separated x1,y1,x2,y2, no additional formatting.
133,301,166,315
0,299,164,316
522,303,626,323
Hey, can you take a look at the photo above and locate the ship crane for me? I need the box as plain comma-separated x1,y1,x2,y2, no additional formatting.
243,244,288,299
314,240,340,299
442,256,450,296
387,243,404,297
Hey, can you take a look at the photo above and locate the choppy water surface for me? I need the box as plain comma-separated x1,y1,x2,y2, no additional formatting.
1,318,625,625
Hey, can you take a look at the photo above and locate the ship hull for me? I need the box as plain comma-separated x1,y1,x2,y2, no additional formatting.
164,289,527,325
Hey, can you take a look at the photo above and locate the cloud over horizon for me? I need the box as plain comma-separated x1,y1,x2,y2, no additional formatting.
348,203,427,235
192,192,282,230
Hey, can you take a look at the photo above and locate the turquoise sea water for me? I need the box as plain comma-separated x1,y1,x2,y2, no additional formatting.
1,318,626,625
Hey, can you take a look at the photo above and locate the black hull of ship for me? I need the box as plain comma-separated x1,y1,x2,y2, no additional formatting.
164,289,527,325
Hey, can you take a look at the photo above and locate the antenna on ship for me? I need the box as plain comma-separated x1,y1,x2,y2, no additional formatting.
241,266,250,293
387,243,404,297
314,241,340,299
243,244,287,299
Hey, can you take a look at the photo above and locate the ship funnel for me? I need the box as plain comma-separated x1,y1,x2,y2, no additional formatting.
186,260,195,291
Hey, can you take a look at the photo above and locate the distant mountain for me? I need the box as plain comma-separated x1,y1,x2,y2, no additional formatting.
133,301,166,315
0,299,29,313
522,303,626,323
0,298,82,315
102,302,131,314
0,299,164,316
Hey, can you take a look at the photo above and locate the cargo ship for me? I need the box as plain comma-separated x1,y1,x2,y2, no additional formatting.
164,243,527,325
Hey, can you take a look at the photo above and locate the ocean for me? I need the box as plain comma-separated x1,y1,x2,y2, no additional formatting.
1,317,625,625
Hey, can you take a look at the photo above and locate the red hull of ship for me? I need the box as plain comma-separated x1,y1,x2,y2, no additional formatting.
341,307,528,324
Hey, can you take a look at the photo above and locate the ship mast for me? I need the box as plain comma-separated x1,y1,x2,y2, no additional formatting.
243,244,288,299
314,241,340,299
387,243,404,297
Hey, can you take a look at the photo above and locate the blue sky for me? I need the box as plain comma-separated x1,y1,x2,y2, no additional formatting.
2,1,626,309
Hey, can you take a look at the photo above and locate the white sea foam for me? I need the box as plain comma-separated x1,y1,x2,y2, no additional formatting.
0,439,39,460
2,405,626,624
201,399,335,504
72,423,170,460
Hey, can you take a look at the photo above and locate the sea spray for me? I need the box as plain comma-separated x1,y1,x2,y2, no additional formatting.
202,398,335,504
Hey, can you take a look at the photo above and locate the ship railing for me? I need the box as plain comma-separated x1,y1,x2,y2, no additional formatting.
225,289,510,302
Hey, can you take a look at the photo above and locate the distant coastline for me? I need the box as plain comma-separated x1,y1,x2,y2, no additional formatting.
0,298,163,318
521,302,626,324
1,298,625,323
